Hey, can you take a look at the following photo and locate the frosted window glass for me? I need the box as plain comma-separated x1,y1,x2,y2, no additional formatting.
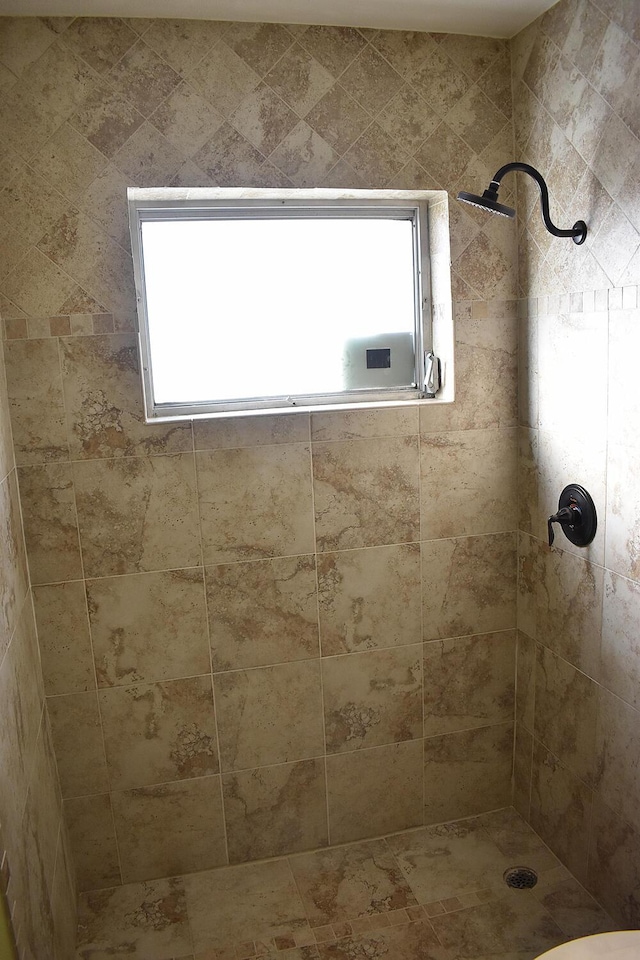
140,217,416,404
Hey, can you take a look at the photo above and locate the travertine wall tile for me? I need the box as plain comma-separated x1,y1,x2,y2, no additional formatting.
0,14,521,892
48,690,109,797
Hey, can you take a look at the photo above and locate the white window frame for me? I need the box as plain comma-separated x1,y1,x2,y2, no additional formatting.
128,188,434,422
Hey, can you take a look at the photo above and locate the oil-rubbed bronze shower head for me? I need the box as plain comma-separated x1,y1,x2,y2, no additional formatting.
457,162,587,244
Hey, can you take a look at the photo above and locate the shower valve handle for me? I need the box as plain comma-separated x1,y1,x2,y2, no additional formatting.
547,505,581,547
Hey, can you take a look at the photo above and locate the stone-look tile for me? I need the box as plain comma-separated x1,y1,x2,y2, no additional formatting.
223,758,328,862
51,824,79,959
87,568,210,687
339,45,402,116
30,121,108,201
61,333,193,455
0,17,58,76
305,84,372,155
516,630,536,731
265,43,334,116
231,82,299,155
430,889,565,959
313,437,419,552
215,660,323,771
423,631,515,737
112,776,227,882
290,837,418,925
535,876,616,939
422,534,517,641
99,675,218,790
323,646,422,753
477,803,560,873
299,24,367,77
73,454,200,578
185,858,310,952
419,316,517,433
22,713,63,892
530,742,592,884
0,353,14,484
608,308,640,449
345,122,409,185
224,21,293,75
318,544,421,656
33,581,93,696
588,798,640,929
517,532,542,640
108,40,181,117
197,444,314,564
326,740,423,844
0,471,28,650
207,556,318,672
514,723,533,819
420,429,517,539
534,645,598,785
69,78,145,157
77,876,191,957
194,412,309,450
606,441,640,582
17,462,82,584
270,121,338,186
48,691,109,797
316,919,444,960
65,794,121,892
601,570,640,710
142,18,226,76
187,41,261,118
388,816,513,903
595,687,640,837
311,407,418,442
61,17,138,74
4,338,68,464
423,722,514,823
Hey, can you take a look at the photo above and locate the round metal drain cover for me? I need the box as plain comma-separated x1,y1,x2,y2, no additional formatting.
504,866,538,889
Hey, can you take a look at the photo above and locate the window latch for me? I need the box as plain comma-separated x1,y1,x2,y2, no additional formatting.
424,352,441,398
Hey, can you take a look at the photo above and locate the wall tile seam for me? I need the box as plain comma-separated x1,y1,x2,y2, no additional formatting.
528,731,596,795
59,722,513,799
0,583,34,678
516,532,611,579
517,287,639,317
41,629,518,698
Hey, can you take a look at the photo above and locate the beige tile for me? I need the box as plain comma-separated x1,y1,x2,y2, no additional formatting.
61,17,138,74
108,39,181,117
535,875,615,939
313,437,419,552
306,84,372,155
215,660,323,771
606,441,640,581
588,797,640,928
420,428,517,539
224,21,293,75
197,444,314,564
48,691,109,797
185,858,310,952
187,41,261,118
231,82,299,155
0,471,28,646
194,412,309,450
601,570,640,711
423,631,515,737
421,534,517,641
77,876,191,956
339,45,402,116
5,339,69,464
223,758,328,862
323,645,422,753
290,836,417,925
299,25,367,78
113,776,227,882
69,77,145,157
150,81,224,158
112,120,185,186
514,723,533,820
419,315,517,433
65,794,121,892
530,741,592,885
206,555,318,671
265,43,334,116
270,121,339,186
22,712,62,892
88,567,209,687
423,722,513,823
142,18,226,76
326,740,423,844
516,630,536,731
595,687,640,837
345,122,409,185
430,889,564,959
388,816,513,903
311,406,418,442
74,453,200,578
17,461,82,584
316,918,443,960
99,675,218,790
534,644,598,785
0,17,58,76
33,581,94,696
318,543,421,656
50,824,78,959
30,121,109,201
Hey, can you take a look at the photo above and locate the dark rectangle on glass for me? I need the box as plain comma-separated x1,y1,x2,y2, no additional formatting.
366,348,391,369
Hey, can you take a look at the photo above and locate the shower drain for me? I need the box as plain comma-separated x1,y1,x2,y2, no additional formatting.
503,866,538,889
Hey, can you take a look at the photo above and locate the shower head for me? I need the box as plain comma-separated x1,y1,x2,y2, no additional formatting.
457,162,587,244
457,189,515,219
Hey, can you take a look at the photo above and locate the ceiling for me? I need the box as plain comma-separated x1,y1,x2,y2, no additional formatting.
0,0,559,38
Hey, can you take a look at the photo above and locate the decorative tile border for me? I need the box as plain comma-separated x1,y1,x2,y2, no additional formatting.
3,314,136,340
516,285,639,318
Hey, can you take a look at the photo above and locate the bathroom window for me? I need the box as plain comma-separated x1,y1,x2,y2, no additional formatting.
128,188,434,422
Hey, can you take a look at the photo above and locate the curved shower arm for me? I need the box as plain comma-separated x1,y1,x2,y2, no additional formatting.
490,162,580,240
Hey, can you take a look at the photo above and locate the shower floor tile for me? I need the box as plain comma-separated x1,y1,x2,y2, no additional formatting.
75,807,615,960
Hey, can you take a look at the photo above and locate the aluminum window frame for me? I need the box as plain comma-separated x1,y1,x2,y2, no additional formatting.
128,192,433,422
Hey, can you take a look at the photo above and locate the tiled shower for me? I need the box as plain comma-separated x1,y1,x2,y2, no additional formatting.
0,0,639,955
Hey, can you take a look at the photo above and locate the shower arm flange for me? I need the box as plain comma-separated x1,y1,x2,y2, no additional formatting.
490,162,587,244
